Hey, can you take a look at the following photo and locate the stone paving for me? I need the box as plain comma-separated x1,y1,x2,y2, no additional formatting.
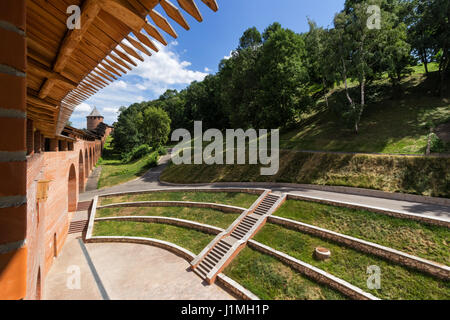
44,236,234,300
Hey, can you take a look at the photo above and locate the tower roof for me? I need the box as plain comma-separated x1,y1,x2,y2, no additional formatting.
87,107,103,118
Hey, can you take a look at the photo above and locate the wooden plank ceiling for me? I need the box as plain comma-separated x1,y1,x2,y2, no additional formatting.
26,0,219,137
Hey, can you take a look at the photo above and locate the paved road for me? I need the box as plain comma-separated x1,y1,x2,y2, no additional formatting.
81,153,450,222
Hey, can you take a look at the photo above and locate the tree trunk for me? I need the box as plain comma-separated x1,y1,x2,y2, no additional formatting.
421,49,429,74
322,78,329,107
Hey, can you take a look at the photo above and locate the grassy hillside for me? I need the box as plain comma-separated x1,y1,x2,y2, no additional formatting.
161,151,450,198
281,68,450,154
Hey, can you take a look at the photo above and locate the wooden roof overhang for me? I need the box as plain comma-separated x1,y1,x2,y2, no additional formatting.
26,0,219,137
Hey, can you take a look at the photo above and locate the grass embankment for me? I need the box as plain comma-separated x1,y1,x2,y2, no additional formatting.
96,207,239,229
253,224,450,300
161,151,450,197
275,200,450,265
223,247,346,300
93,221,214,254
97,136,160,188
99,191,259,208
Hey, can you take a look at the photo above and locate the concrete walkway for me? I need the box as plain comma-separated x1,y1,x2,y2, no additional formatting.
80,153,450,222
44,235,234,300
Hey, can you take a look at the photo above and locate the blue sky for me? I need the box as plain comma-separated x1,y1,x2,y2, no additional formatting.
70,0,345,128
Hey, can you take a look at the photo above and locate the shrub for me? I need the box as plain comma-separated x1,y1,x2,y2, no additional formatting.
429,133,445,153
156,146,168,155
146,152,159,168
121,144,152,163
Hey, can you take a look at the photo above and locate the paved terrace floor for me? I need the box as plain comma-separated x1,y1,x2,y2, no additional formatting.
44,234,234,300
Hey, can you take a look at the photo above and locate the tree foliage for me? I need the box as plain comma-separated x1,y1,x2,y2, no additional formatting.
111,0,447,148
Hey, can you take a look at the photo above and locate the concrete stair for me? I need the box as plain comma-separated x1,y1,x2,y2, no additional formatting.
193,192,284,283
194,239,233,279
68,219,88,234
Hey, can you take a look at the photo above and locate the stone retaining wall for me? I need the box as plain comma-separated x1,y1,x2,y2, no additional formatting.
216,274,260,300
268,216,450,280
248,240,379,300
286,193,450,228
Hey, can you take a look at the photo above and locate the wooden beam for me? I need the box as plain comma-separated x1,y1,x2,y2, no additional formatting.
105,57,127,74
160,0,190,30
143,21,167,46
126,35,152,57
177,0,203,22
119,42,144,62
134,31,159,52
100,61,122,77
113,48,138,66
149,9,178,38
109,53,132,70
201,0,219,12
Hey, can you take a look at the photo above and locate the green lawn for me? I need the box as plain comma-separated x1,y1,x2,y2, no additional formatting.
96,206,239,229
99,191,259,208
93,220,214,254
253,224,450,300
274,200,450,265
161,151,450,198
97,151,159,189
223,247,346,300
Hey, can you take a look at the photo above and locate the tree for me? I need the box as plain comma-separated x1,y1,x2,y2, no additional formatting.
305,20,336,107
238,27,262,50
141,106,171,148
111,103,145,153
255,25,311,128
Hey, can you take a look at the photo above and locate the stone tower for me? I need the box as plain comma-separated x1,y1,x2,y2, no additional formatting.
86,107,104,131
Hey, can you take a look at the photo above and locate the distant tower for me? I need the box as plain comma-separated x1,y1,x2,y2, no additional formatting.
86,107,104,131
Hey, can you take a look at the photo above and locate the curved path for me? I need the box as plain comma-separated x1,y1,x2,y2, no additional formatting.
80,152,450,222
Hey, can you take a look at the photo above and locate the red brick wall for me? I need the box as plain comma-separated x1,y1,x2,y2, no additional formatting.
0,0,27,300
24,137,102,299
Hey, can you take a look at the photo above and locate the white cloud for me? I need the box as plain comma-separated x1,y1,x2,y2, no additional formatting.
128,42,207,86
224,51,233,60
69,42,207,129
102,107,119,114
73,102,91,113
111,80,127,89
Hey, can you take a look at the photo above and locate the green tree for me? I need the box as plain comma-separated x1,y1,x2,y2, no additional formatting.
141,106,171,148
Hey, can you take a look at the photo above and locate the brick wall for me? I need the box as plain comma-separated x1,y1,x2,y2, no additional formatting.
0,0,28,300
24,136,101,299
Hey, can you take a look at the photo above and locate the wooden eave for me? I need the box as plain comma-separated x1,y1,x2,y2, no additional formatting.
26,0,219,137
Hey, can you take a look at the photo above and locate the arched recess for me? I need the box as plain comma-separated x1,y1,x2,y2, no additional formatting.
85,149,89,176
68,164,77,212
90,148,94,169
79,150,84,192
